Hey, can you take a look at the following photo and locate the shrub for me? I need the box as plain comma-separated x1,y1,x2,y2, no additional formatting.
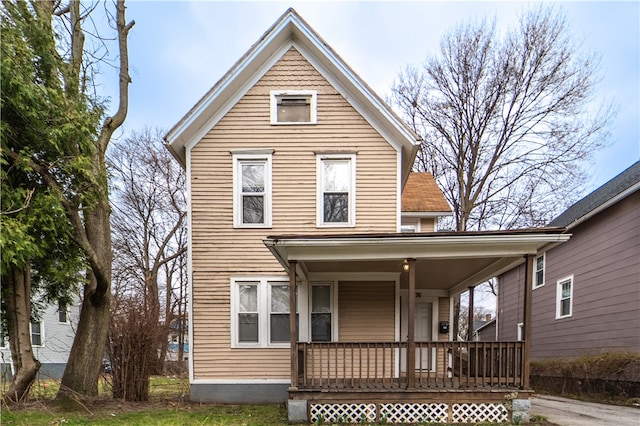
530,352,640,400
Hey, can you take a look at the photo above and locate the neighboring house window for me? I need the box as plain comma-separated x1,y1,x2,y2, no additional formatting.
311,284,333,341
232,150,273,228
58,299,68,323
231,277,293,347
317,154,356,227
533,254,545,289
517,322,524,341
556,276,573,319
270,90,317,124
30,321,43,346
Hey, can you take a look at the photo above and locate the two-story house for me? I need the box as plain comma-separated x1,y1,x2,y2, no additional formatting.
491,161,640,359
166,9,570,424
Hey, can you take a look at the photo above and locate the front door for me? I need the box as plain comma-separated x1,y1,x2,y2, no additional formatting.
400,294,438,373
415,299,432,370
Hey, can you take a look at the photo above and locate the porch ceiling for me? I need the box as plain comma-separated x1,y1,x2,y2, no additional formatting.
264,228,570,295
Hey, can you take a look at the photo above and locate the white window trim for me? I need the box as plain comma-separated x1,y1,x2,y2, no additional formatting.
400,218,421,233
309,282,339,342
58,300,69,324
230,276,292,348
30,321,44,347
555,275,574,319
270,90,317,125
533,253,545,289
316,154,356,228
232,151,273,228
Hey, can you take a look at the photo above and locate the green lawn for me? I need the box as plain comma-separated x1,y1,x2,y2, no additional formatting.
1,376,287,425
2,377,557,425
1,403,288,425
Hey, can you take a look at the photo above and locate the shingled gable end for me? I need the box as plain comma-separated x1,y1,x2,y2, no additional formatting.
166,8,570,424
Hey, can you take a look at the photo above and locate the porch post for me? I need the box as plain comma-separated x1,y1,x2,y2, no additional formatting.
467,286,475,341
407,258,416,389
523,254,534,389
289,260,298,390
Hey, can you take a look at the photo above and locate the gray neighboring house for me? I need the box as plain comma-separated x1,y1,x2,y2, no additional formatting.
489,161,640,359
1,294,80,379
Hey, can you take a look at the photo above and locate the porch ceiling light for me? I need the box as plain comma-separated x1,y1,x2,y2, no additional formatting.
402,258,410,272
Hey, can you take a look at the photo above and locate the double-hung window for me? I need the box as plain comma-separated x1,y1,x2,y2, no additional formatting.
232,150,272,228
533,254,545,289
232,277,295,347
58,299,68,323
30,321,43,346
317,154,356,227
556,276,573,319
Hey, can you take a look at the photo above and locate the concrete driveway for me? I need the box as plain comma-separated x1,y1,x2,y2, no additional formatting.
531,395,639,426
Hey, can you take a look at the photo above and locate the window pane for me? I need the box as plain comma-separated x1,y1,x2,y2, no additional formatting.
323,193,348,223
312,286,331,313
239,284,258,312
277,98,310,122
242,195,264,223
560,299,570,316
561,281,571,298
323,160,350,192
271,285,289,313
58,300,67,323
536,256,544,271
311,313,331,341
270,313,290,342
242,164,264,193
31,322,41,346
239,313,258,342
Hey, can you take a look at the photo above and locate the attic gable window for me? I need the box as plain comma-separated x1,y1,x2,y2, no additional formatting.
270,90,317,124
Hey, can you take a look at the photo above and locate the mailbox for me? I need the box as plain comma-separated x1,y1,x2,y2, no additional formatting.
439,321,449,334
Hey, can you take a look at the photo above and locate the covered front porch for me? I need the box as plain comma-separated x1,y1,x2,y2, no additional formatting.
264,229,569,423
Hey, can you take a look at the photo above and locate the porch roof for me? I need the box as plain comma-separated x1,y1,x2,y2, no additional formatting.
264,228,569,295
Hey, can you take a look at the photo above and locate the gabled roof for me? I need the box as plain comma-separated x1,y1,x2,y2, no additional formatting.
549,161,640,228
165,8,420,182
401,172,452,215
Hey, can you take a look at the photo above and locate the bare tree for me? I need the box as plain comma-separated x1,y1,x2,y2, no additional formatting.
391,6,613,339
107,128,187,386
392,6,613,232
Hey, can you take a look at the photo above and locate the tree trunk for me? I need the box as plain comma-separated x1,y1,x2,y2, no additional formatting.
58,197,112,399
3,265,41,402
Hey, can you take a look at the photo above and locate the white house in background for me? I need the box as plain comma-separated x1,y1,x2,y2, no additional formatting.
1,294,80,379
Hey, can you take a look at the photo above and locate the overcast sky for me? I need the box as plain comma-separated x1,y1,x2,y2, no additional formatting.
99,1,639,191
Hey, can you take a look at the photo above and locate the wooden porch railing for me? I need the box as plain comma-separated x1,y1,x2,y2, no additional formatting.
296,341,526,390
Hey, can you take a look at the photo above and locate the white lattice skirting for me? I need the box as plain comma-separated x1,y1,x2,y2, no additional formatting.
309,402,509,424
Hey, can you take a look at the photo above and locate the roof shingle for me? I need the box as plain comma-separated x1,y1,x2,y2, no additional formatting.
401,172,451,213
549,161,640,227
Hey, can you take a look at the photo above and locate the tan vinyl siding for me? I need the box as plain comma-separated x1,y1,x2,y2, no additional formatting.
420,218,436,232
190,47,399,380
338,282,395,342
